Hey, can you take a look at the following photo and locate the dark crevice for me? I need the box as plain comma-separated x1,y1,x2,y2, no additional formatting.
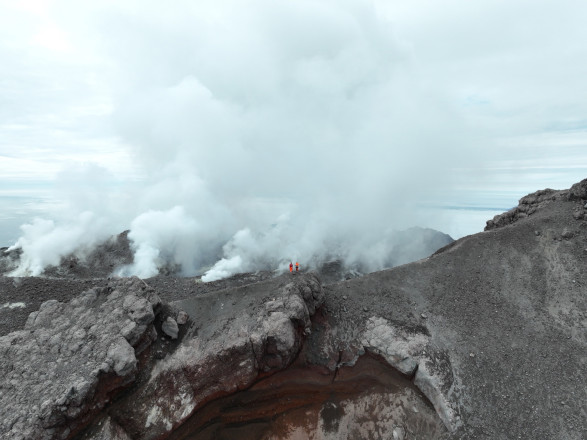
409,362,419,382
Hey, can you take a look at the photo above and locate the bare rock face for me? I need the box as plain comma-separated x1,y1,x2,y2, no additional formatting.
361,317,459,430
567,178,587,200
485,188,562,230
101,274,324,439
0,277,161,440
0,272,326,440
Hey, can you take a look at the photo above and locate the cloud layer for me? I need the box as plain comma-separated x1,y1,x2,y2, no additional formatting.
4,0,587,278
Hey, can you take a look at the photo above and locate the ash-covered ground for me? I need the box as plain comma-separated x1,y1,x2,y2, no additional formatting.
1,179,586,440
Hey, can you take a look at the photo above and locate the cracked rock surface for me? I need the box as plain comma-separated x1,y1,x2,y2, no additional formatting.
0,277,161,440
101,274,324,440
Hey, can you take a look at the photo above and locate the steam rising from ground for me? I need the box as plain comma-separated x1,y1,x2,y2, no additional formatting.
6,0,478,278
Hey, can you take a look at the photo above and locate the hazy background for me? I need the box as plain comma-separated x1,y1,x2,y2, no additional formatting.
1,0,586,278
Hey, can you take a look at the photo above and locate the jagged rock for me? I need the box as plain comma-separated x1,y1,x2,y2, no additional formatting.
37,231,133,279
161,316,179,339
485,188,564,230
102,274,324,440
107,337,137,376
0,277,160,440
358,317,459,429
567,178,587,200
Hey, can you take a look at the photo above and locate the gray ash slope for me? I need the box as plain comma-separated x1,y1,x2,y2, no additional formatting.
0,179,586,440
321,179,587,439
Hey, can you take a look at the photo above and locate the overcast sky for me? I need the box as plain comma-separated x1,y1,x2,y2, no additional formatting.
1,0,587,276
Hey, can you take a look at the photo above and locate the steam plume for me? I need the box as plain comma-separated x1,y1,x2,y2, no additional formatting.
7,0,478,279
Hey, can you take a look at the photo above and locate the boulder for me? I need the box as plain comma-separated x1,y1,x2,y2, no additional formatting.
0,277,160,440
109,274,324,439
568,178,587,200
176,310,188,325
161,316,179,339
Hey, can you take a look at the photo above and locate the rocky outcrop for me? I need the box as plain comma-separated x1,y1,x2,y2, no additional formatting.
486,179,587,235
35,231,134,280
0,231,134,280
567,178,587,200
0,273,325,440
485,178,587,230
101,274,324,439
0,277,161,440
361,317,460,430
0,246,20,274
485,188,563,230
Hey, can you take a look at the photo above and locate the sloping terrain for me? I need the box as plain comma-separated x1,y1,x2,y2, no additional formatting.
0,179,586,439
317,182,587,438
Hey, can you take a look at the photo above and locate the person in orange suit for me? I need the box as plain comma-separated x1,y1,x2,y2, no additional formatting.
289,262,293,273
295,262,300,272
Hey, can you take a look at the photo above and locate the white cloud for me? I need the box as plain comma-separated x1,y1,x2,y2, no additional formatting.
2,0,587,277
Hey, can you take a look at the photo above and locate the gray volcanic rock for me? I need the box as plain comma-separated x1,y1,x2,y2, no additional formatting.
101,273,324,439
0,272,324,440
1,179,586,440
485,186,565,230
567,178,587,200
0,277,161,440
161,316,179,339
382,226,454,267
322,185,585,439
176,310,188,325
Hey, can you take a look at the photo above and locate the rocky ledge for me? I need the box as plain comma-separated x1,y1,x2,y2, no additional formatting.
0,278,160,440
485,178,587,230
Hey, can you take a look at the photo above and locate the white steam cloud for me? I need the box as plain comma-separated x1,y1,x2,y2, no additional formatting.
8,213,110,276
7,0,482,279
